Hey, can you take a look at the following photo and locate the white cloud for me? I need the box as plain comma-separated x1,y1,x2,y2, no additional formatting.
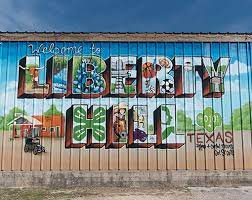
176,97,203,114
225,79,251,94
225,79,240,92
0,81,50,116
228,60,251,76
0,81,19,116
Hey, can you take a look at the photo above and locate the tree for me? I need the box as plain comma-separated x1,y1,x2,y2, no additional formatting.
43,104,62,116
231,102,252,131
176,110,194,132
0,116,4,130
1,107,27,130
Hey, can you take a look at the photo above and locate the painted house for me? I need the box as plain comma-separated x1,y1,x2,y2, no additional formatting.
8,114,65,138
8,115,42,138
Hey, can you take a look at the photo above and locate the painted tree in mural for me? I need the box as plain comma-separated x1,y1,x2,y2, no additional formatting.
43,104,62,116
176,110,194,132
0,116,4,130
196,107,222,132
0,107,27,130
231,102,252,131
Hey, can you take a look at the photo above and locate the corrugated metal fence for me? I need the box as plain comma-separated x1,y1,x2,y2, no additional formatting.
0,39,251,170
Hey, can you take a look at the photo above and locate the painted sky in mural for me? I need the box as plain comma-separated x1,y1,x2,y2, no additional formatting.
0,42,251,118
0,41,251,149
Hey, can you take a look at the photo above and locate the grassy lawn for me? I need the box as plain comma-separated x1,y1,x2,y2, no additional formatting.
0,186,251,200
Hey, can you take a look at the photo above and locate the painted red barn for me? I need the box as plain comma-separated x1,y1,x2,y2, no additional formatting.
8,114,65,138
33,115,65,137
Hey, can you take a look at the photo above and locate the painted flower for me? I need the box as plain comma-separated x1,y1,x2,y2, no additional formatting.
142,62,156,79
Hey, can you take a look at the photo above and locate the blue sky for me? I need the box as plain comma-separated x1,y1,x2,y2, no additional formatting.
0,0,251,32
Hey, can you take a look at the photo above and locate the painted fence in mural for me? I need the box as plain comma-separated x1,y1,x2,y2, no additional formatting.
0,41,252,170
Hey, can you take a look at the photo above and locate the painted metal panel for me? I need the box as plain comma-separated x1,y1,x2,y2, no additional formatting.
0,40,251,171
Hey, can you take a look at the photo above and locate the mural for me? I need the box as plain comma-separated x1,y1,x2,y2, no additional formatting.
109,56,137,96
0,41,251,170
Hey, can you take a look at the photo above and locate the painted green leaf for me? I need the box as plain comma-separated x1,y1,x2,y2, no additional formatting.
162,126,174,140
73,106,106,142
92,125,105,141
196,113,204,127
73,125,87,141
217,65,228,77
74,106,87,124
196,107,222,132
92,107,106,123
124,85,136,94
111,83,116,93
161,105,175,140
161,105,172,125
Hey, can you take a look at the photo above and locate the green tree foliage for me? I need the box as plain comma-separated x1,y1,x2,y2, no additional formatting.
0,107,27,130
176,110,194,132
43,104,62,116
0,116,4,130
231,102,252,131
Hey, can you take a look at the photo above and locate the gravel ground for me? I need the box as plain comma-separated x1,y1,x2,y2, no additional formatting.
0,186,251,200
